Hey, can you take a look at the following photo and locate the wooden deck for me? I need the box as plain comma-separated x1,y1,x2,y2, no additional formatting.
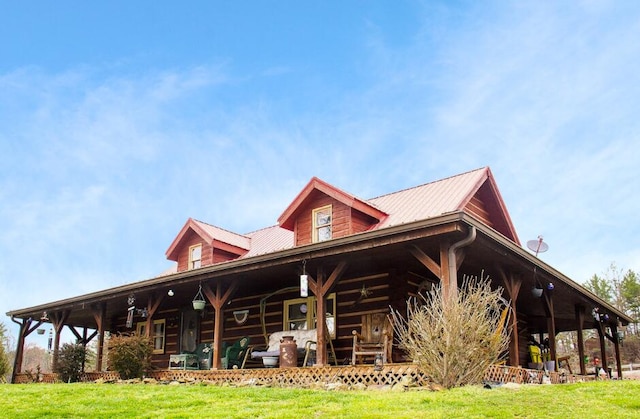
14,364,592,386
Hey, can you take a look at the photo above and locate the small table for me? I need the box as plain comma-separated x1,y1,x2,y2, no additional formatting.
169,354,199,370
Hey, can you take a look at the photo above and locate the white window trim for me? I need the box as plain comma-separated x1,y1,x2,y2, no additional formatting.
136,319,166,354
188,244,202,270
312,205,332,243
283,293,336,338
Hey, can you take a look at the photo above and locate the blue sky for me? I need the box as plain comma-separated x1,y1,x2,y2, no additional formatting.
2,1,639,345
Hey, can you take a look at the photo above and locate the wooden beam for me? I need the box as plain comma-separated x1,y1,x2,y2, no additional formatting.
144,293,164,339
67,326,83,342
575,305,586,375
322,260,348,296
409,245,441,278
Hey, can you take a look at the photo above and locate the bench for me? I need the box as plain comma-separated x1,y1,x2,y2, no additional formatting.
249,329,318,367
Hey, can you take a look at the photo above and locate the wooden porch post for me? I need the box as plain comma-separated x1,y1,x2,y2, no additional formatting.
596,322,608,374
307,260,347,366
499,268,521,366
50,310,70,372
92,303,107,371
575,305,586,375
439,241,454,301
611,323,623,379
203,281,237,370
410,232,474,304
10,317,41,382
542,292,557,363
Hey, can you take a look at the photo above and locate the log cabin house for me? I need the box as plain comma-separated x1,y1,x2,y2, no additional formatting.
7,167,632,384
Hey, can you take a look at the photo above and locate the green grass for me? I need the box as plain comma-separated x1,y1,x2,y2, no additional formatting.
1,381,639,418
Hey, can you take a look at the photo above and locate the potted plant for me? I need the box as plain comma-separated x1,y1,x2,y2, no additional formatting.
192,284,206,311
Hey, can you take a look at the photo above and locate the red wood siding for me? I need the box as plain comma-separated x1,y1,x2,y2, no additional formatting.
293,191,377,246
350,208,378,234
175,230,213,272
464,194,494,228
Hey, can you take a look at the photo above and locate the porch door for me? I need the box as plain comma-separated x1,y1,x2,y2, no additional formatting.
180,309,200,353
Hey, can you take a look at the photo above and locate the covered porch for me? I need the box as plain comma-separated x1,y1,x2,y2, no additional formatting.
8,213,631,383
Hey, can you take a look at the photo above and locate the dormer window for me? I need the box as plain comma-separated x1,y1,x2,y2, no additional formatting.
189,244,202,269
312,205,332,242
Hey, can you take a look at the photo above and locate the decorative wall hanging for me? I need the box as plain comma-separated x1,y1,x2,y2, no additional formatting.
233,309,250,325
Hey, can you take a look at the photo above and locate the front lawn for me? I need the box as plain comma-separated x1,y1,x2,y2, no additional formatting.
1,380,639,418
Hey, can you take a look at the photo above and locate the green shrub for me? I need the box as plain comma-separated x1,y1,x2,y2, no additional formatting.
55,343,88,383
107,333,152,379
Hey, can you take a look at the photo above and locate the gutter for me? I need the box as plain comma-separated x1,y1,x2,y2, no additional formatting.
448,225,477,282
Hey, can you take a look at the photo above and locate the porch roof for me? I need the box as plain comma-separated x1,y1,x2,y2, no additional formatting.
7,211,632,331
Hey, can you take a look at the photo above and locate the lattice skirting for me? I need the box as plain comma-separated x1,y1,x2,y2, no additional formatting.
13,364,595,386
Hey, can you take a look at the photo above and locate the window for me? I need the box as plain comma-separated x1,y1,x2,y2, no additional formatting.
137,319,166,354
189,244,202,269
283,293,336,338
312,205,332,242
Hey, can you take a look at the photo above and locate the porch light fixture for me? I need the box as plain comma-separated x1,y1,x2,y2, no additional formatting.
374,353,384,371
40,311,49,321
192,284,206,311
167,289,174,297
300,259,308,298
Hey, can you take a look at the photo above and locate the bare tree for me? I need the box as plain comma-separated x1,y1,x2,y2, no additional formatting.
390,272,511,389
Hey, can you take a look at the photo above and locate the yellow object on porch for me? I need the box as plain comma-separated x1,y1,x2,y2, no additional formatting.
529,345,542,363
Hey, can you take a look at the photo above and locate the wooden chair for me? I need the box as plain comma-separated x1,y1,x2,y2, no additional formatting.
351,313,392,365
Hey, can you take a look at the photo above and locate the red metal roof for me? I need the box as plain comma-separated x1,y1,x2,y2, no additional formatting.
167,167,518,265
370,167,488,227
244,225,294,258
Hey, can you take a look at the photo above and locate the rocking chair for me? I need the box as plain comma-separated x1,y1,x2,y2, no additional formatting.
351,313,392,365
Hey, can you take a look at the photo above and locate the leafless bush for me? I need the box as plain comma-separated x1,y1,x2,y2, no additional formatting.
390,271,511,389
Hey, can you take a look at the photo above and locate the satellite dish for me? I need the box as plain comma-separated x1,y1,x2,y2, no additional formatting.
527,235,549,257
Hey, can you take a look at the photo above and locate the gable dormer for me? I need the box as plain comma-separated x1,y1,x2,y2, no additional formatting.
278,177,387,246
165,218,250,272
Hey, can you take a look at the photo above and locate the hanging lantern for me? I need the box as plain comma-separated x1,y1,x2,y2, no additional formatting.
192,284,206,311
300,260,308,297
